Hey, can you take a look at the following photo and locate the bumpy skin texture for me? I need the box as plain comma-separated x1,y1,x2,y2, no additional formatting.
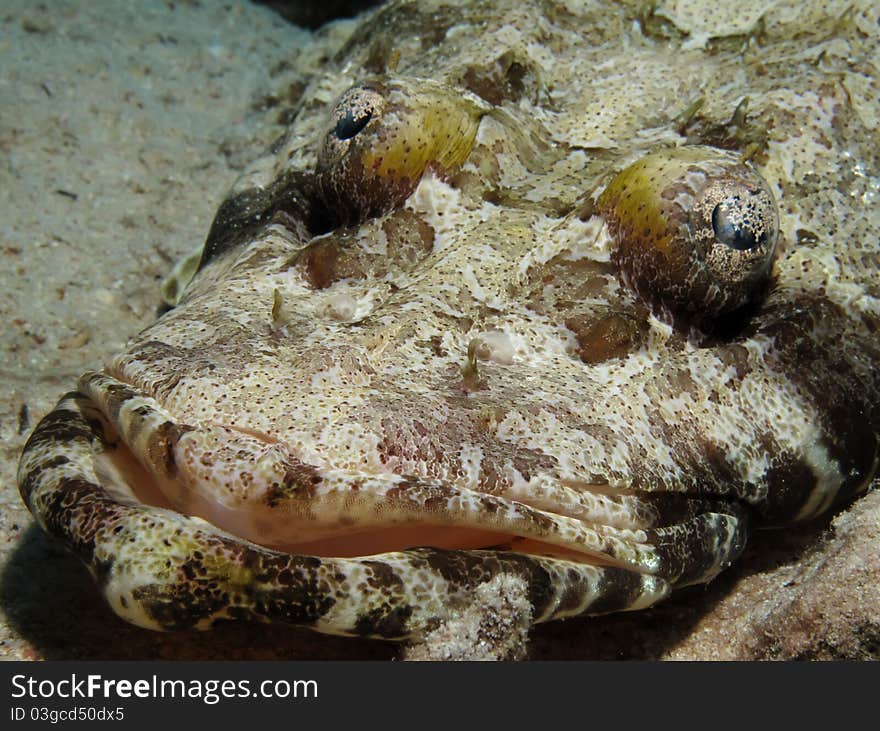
18,0,880,641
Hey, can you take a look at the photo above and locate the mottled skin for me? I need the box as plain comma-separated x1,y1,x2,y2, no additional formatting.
18,0,880,641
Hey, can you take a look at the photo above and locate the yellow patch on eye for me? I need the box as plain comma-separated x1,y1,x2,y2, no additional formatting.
361,94,482,182
598,154,681,257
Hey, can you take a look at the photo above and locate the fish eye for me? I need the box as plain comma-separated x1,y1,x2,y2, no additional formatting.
711,192,771,251
334,107,372,140
597,146,779,318
319,85,386,169
316,80,483,226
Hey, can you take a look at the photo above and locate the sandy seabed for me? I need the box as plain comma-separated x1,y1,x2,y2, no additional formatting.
1,0,877,661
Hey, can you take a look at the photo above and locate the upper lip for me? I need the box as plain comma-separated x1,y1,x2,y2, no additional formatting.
83,368,661,574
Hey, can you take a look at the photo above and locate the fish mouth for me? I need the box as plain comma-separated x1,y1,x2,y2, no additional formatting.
18,368,750,637
81,369,749,581
82,370,654,570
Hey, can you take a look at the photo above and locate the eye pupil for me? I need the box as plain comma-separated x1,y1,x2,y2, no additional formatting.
334,108,372,140
712,198,761,251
